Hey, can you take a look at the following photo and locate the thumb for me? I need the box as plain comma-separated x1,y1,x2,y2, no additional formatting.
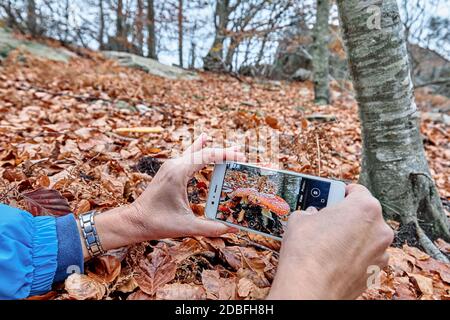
302,207,319,216
192,218,239,237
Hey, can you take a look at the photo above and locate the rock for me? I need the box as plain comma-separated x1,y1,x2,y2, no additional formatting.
102,51,199,81
270,45,313,80
115,100,137,112
0,28,75,62
291,68,312,81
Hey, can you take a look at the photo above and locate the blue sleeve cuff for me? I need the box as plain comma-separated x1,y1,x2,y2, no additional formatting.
54,214,84,282
29,216,58,296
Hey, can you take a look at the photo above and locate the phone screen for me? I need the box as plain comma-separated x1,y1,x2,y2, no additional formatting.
215,163,331,238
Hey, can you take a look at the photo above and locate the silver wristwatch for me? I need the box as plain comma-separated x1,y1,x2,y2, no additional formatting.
78,210,105,257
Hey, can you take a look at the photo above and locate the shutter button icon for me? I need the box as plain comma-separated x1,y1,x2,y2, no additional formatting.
311,188,321,197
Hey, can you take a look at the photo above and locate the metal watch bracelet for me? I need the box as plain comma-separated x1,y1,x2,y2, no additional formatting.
78,210,105,258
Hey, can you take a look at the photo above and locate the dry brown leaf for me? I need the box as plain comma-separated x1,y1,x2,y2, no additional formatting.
403,244,430,260
168,238,206,263
22,188,71,216
237,277,254,298
409,273,434,295
155,283,207,300
88,254,122,283
435,238,450,254
65,274,106,300
201,269,236,300
127,289,153,300
74,199,91,215
134,245,177,295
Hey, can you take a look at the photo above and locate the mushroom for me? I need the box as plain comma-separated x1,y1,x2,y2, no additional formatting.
228,188,291,226
229,188,259,206
252,192,291,224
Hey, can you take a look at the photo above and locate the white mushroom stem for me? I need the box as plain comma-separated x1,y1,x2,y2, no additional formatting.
261,208,273,226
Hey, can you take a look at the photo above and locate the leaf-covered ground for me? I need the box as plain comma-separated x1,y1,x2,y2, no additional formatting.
0,48,449,300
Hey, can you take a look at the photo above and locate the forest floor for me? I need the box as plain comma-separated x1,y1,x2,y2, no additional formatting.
0,48,449,300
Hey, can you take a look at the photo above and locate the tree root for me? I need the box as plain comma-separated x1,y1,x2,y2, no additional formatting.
416,224,449,263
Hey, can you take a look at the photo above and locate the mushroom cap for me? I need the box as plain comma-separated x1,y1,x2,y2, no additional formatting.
229,188,259,199
255,193,291,216
230,188,290,217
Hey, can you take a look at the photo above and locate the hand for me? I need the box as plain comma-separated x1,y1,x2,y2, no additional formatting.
267,184,394,300
129,133,244,241
83,134,244,259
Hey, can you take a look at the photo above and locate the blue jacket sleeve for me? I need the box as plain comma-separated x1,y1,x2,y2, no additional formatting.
0,204,84,299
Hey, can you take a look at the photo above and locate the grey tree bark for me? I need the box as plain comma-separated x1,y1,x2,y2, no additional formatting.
135,0,145,55
112,0,127,51
26,0,38,36
147,0,157,59
98,0,105,49
336,0,450,255
203,0,230,71
178,0,183,68
312,0,330,105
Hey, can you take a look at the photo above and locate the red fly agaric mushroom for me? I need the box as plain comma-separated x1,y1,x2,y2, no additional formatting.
229,188,291,225
253,192,291,223
229,188,259,205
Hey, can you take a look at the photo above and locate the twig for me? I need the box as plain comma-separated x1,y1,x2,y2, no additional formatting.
236,234,279,256
415,77,450,88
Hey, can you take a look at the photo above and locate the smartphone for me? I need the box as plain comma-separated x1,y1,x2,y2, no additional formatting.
205,162,346,240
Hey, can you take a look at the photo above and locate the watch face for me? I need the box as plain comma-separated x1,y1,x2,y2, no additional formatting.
296,178,330,211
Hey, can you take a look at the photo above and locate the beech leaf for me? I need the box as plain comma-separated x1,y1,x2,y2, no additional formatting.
22,188,71,216
134,245,177,295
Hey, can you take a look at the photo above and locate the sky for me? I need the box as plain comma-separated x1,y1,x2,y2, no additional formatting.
1,0,448,68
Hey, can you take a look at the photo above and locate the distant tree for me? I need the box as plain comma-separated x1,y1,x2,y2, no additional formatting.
337,0,450,261
135,0,145,55
147,0,157,59
312,0,330,105
98,0,105,49
116,0,126,47
203,0,232,72
177,0,183,67
26,0,38,36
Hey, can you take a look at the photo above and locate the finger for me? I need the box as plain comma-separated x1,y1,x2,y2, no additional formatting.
192,218,239,237
345,184,371,197
183,133,208,156
379,252,390,269
304,207,319,215
184,147,245,176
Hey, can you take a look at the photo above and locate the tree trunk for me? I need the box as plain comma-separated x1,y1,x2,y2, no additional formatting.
312,0,330,105
336,0,450,243
224,37,238,69
147,0,157,59
136,0,144,55
98,0,105,50
26,0,38,36
177,0,183,67
203,0,229,72
116,0,126,51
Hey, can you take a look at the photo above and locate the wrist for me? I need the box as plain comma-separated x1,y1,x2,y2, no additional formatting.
268,255,339,300
84,205,147,254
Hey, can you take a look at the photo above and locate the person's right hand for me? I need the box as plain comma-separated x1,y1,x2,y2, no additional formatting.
267,184,394,300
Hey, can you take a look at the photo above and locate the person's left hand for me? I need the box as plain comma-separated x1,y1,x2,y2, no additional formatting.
128,133,244,241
